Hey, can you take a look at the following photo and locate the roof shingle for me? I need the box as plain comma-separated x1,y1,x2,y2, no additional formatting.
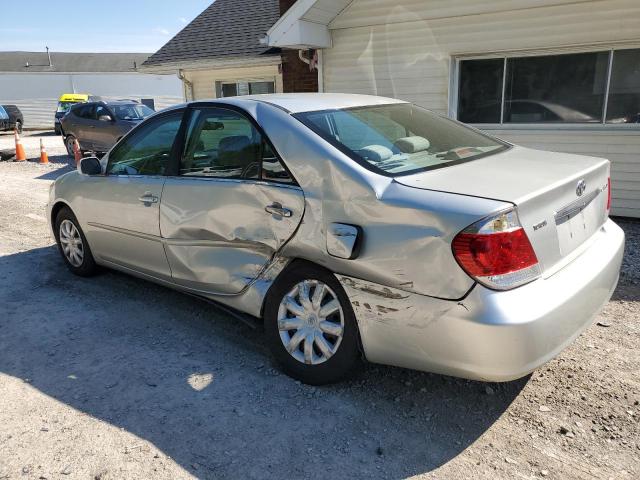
143,0,280,67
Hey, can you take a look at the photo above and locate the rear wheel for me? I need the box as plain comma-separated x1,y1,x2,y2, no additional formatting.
65,135,85,159
264,264,361,385
54,207,98,277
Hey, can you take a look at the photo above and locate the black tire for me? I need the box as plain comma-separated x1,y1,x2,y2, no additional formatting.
264,263,362,385
65,135,76,158
54,207,98,277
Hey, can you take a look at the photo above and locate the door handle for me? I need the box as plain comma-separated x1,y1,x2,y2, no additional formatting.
265,202,292,217
138,192,159,204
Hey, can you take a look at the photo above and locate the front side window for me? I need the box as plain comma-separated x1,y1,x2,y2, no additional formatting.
458,48,640,125
0,105,8,120
113,104,154,121
180,107,293,183
95,105,111,120
296,103,508,176
106,111,183,176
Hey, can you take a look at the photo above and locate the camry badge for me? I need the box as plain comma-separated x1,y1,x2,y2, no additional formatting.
576,179,587,197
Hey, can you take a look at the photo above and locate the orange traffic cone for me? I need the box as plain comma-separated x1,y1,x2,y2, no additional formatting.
73,139,82,165
14,129,26,162
39,138,49,164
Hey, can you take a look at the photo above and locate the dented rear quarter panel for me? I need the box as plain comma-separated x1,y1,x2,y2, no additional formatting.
239,100,510,300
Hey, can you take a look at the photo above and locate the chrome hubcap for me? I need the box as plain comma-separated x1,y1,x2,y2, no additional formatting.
277,280,344,365
59,219,84,267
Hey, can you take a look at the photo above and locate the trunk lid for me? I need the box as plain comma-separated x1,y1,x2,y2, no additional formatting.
395,146,610,275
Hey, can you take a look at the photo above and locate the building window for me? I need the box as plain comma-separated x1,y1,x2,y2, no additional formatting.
216,80,276,98
457,48,640,125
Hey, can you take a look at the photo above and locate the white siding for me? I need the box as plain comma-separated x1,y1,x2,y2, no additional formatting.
0,73,183,129
184,65,283,100
323,0,640,217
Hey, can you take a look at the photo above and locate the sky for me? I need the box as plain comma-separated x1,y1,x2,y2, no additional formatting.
0,0,214,53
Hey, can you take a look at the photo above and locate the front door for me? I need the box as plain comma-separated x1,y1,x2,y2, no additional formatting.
160,106,304,294
92,104,121,152
81,110,185,279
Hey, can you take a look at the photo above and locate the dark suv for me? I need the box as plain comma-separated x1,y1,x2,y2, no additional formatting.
60,100,154,156
1,104,23,133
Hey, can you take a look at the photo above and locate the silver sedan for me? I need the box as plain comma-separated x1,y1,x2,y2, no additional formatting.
47,94,625,385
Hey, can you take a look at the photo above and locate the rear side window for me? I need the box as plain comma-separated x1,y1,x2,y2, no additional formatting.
106,111,183,176
74,104,95,119
179,107,294,183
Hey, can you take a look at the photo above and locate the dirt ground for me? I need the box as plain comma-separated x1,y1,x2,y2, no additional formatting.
0,131,638,480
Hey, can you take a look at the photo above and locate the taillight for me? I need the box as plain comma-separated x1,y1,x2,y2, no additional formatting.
606,177,611,214
452,209,541,290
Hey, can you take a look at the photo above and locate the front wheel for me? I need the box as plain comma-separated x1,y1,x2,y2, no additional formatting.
54,207,98,277
264,264,361,385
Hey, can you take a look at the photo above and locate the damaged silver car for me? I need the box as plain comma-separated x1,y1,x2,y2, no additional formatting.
47,94,625,385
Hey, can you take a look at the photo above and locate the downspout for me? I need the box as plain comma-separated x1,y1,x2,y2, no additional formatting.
178,69,194,101
298,49,323,93
317,49,324,93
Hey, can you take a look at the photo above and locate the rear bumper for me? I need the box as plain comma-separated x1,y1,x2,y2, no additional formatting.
340,219,625,381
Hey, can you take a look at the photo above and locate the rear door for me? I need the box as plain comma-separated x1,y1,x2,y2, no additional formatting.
79,109,185,279
69,104,96,150
160,106,304,294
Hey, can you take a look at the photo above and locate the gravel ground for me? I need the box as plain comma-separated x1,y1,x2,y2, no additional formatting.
0,136,638,479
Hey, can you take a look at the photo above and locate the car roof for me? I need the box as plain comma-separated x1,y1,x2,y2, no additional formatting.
210,93,408,114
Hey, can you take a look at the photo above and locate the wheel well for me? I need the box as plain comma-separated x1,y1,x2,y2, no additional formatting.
260,258,330,318
260,257,366,358
50,202,70,232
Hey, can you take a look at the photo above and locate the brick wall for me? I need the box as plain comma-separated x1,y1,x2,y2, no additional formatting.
279,0,319,93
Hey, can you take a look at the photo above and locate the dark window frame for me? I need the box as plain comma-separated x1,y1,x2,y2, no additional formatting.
171,102,299,186
454,47,640,128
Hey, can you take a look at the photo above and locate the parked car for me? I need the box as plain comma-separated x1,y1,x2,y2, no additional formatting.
55,93,90,134
47,94,624,385
60,100,154,157
0,105,9,132
1,104,24,133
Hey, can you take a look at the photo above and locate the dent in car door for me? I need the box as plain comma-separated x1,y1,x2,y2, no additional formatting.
159,104,304,294
160,179,304,294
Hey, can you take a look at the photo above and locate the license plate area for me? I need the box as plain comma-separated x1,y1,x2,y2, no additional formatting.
555,189,601,256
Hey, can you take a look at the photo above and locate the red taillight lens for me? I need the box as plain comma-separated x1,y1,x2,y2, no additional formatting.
606,176,611,213
452,209,541,290
453,228,538,276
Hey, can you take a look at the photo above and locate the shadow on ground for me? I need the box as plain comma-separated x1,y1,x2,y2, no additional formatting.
0,246,527,479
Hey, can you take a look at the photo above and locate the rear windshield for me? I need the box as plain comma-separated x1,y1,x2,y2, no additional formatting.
294,103,509,177
113,104,154,121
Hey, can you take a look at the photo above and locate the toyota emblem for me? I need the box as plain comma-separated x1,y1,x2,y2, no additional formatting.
576,179,587,197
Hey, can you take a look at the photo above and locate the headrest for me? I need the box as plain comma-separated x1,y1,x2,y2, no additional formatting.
394,136,430,153
360,144,393,162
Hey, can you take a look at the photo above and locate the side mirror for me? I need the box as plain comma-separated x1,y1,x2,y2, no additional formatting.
78,156,102,175
98,115,113,122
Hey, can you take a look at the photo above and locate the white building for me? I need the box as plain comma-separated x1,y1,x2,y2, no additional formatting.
265,0,640,218
0,51,183,129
